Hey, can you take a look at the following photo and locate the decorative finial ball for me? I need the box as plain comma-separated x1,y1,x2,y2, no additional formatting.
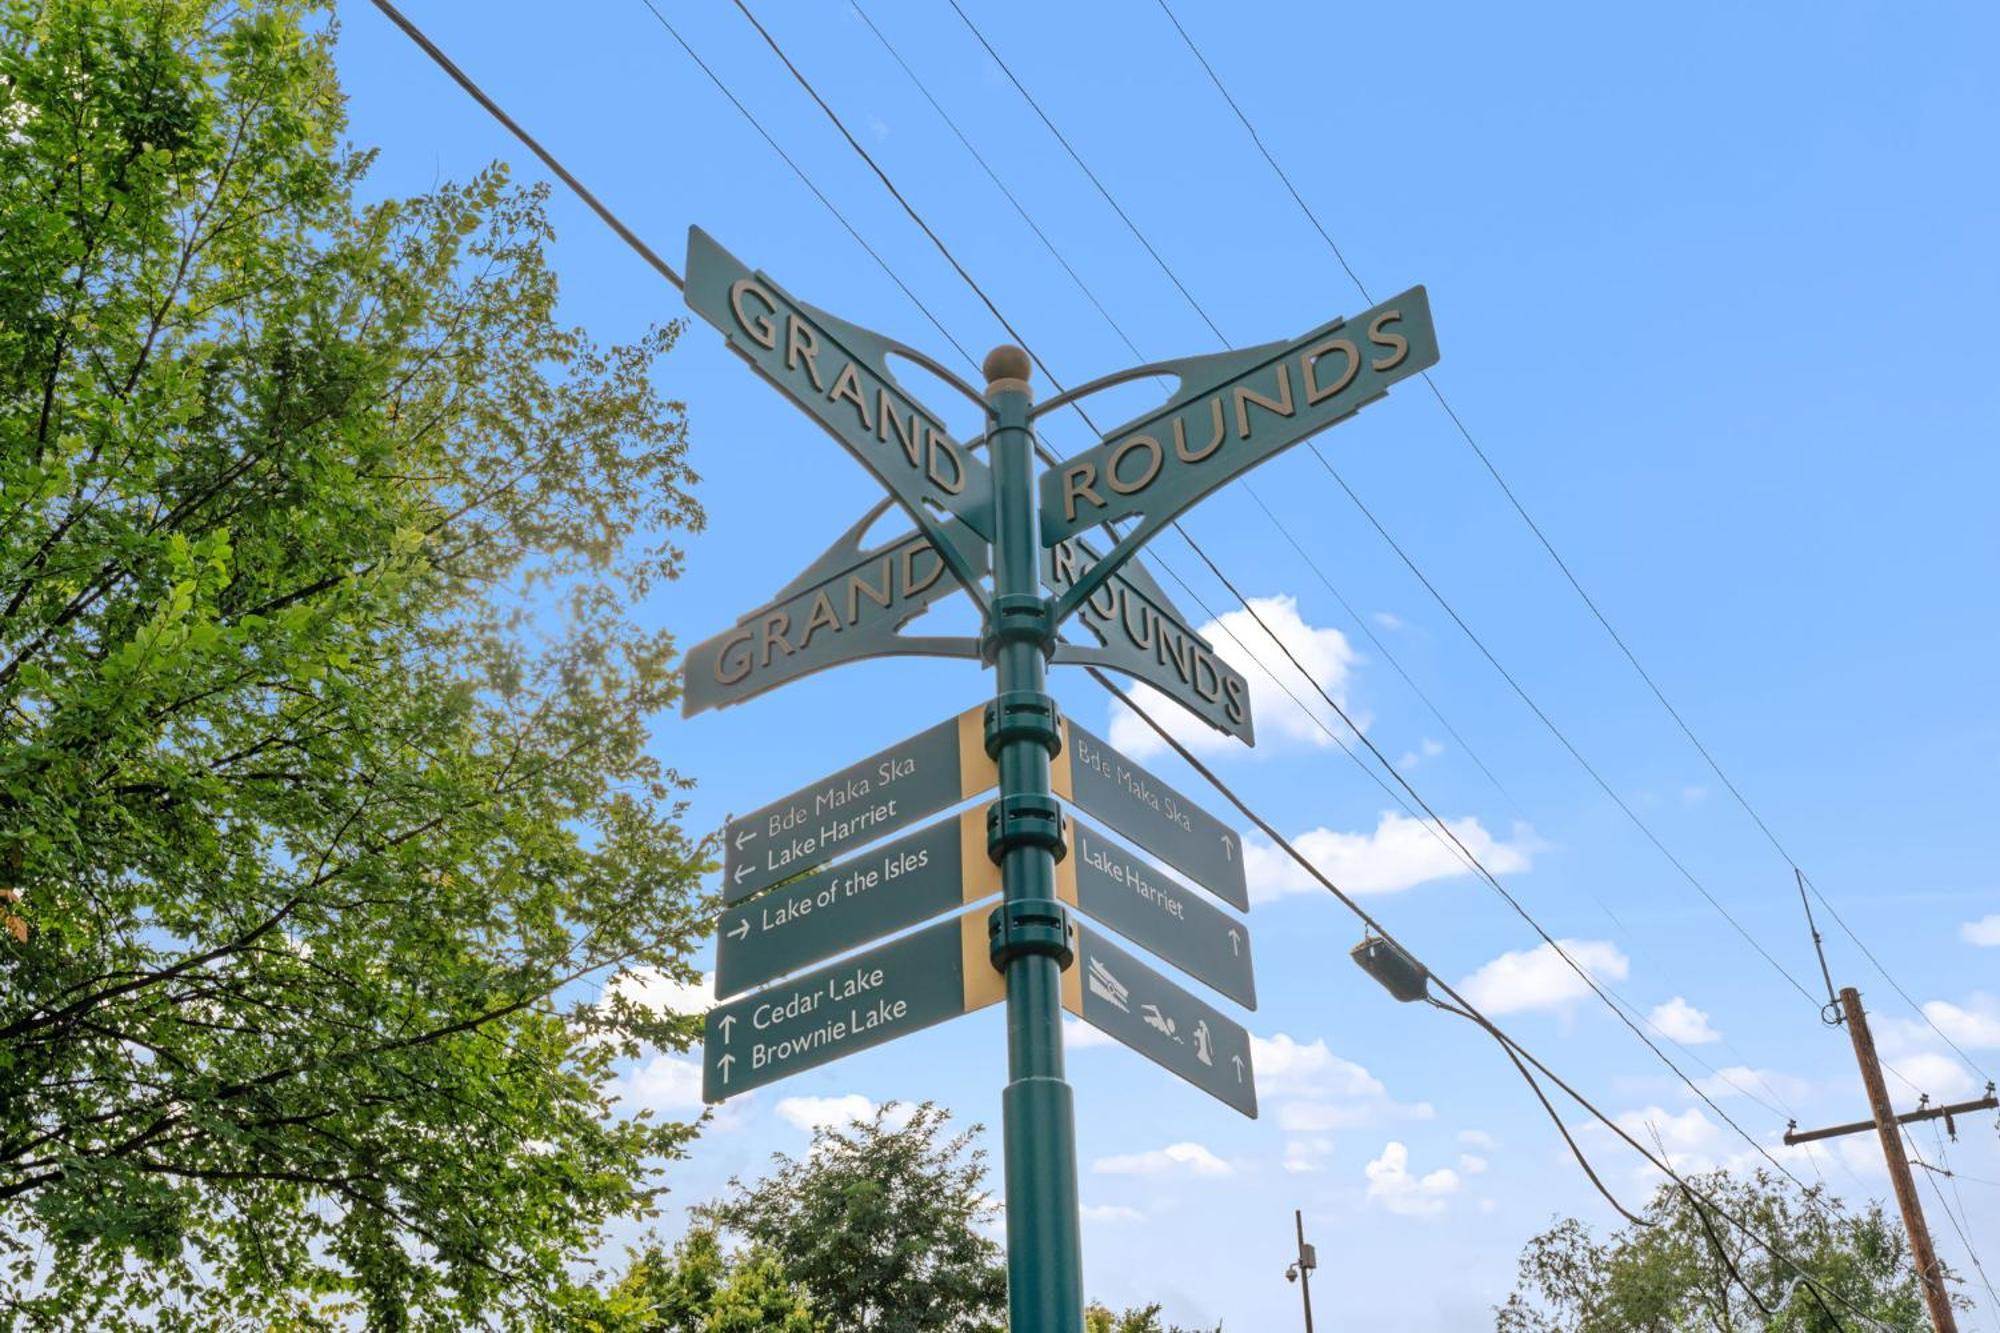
983,344,1032,385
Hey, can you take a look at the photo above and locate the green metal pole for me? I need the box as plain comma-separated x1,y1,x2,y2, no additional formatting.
982,345,1085,1331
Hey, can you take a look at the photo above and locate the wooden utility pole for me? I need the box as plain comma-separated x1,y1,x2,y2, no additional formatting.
1783,987,1997,1332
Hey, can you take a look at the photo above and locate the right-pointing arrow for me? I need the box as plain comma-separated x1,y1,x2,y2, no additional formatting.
726,918,750,941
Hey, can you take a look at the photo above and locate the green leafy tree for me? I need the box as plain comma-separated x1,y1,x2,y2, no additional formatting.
1084,1301,1219,1333
1497,1168,1954,1331
700,1102,1008,1333
0,1,709,1326
596,1228,818,1333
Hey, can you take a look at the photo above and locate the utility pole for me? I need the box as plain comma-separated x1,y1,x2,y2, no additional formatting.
1286,1209,1318,1332
1783,986,1997,1333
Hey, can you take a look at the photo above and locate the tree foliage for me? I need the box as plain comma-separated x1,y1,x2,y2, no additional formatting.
595,1227,818,1333
699,1103,1008,1333
0,1,710,1325
1497,1168,1951,1331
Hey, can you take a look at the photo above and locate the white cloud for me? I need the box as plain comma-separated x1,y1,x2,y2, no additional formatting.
617,1052,706,1114
1372,611,1404,630
1364,1142,1460,1217
608,968,713,1017
1093,1142,1235,1178
1398,739,1446,770
1107,594,1359,757
1690,1066,1811,1104
1065,1016,1115,1050
1282,1137,1334,1173
1680,786,1709,806
1648,996,1722,1045
1458,939,1629,1015
1961,914,2000,947
1879,1052,1978,1100
1254,1034,1432,1135
773,1094,916,1134
1081,1203,1145,1223
1458,1153,1489,1175
1244,812,1540,904
1920,994,2000,1049
1457,1129,1497,1149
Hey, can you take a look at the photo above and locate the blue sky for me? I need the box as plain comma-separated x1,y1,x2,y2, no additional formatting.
337,2,1999,1326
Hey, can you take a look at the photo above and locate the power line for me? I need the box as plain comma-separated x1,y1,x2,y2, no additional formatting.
726,1,1851,1212
372,11,1898,1324
935,0,1828,1016
1145,0,1991,1087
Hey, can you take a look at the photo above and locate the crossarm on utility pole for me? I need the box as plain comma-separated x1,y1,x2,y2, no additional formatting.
1783,1092,1998,1147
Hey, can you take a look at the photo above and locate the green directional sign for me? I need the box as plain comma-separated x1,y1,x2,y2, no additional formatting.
703,908,1001,1102
725,708,990,902
684,499,985,718
1059,819,1254,1009
1054,719,1247,911
685,227,992,601
1065,925,1257,1119
1040,286,1438,618
1045,538,1253,747
717,812,996,998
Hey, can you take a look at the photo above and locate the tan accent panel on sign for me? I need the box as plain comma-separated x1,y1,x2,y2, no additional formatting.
959,809,1001,902
957,706,993,799
1049,719,1076,800
960,908,1005,1013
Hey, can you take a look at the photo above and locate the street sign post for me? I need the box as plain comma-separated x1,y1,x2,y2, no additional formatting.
723,708,991,902
1039,288,1438,619
1058,819,1254,1009
677,226,1435,1331
717,811,995,998
1066,925,1257,1119
702,907,1001,1102
1045,537,1253,746
685,227,993,602
684,499,986,717
1053,719,1248,911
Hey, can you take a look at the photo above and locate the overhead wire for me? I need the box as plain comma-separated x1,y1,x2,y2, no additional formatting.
1146,0,1990,1087
368,7,1903,1326
937,0,1828,1015
712,0,1863,1229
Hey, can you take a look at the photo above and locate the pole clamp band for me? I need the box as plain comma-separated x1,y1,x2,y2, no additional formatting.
987,897,1076,970
981,592,1057,663
985,792,1067,864
984,690,1063,759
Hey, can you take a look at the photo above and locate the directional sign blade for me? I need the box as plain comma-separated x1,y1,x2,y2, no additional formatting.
717,811,996,999
1045,537,1253,746
703,908,1001,1102
1059,819,1255,1009
1065,925,1257,1118
1040,287,1437,614
724,708,991,903
684,500,986,718
685,227,993,601
1052,719,1247,911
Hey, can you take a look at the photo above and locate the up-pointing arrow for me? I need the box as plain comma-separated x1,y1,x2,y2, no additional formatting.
1221,833,1236,863
1228,927,1241,957
716,1014,737,1043
726,918,750,942
1230,1053,1245,1084
717,1052,736,1085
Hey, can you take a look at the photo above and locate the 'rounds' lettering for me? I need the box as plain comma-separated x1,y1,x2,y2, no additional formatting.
1367,311,1408,371
1303,338,1359,404
1106,435,1165,496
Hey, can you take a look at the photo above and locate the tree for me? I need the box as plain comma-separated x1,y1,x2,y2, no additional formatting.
596,1228,818,1333
0,2,709,1326
700,1103,1008,1333
1497,1168,1954,1331
1084,1302,1219,1333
